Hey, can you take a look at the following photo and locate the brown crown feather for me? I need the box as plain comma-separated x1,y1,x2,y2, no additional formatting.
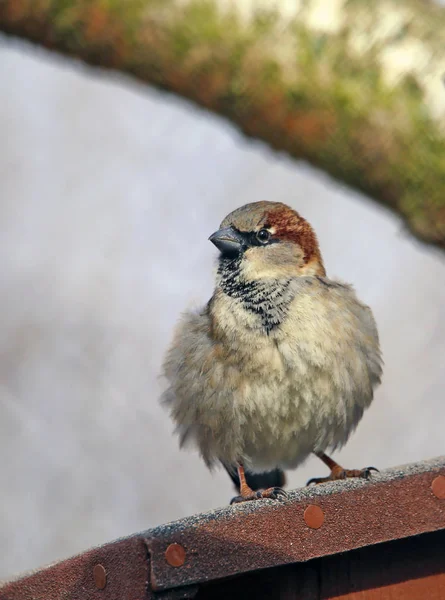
266,205,325,272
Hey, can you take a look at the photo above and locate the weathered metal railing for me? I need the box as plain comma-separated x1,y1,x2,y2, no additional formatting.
1,456,445,599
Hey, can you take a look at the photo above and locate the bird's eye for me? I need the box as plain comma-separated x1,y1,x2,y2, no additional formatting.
256,228,271,244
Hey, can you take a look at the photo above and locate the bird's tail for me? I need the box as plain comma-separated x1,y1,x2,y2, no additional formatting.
225,465,286,492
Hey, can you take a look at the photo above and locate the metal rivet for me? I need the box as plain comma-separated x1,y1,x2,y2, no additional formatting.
432,475,445,499
304,504,325,529
165,543,186,567
93,564,107,590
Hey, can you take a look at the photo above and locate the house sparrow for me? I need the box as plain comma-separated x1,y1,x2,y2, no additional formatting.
162,202,382,503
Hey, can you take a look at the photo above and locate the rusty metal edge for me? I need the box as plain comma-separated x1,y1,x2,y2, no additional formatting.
146,456,445,591
0,537,151,600
1,456,444,598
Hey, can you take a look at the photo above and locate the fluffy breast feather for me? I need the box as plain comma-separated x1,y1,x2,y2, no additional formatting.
161,277,382,471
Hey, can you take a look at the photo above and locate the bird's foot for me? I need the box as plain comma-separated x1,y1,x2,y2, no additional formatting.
307,465,378,486
230,486,287,504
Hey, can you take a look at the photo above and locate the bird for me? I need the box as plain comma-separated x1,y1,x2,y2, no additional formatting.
161,201,383,503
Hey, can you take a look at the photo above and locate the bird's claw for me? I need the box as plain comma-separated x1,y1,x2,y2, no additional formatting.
306,466,379,486
266,486,287,500
230,486,287,504
361,466,379,479
306,476,326,486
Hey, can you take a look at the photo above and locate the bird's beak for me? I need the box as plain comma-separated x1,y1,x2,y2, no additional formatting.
209,226,245,256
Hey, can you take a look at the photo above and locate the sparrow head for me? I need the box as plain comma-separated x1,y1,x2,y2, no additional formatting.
209,201,325,280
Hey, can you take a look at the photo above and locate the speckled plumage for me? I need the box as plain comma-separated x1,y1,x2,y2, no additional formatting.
161,202,382,477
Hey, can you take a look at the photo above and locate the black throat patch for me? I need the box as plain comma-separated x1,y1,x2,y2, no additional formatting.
217,257,294,334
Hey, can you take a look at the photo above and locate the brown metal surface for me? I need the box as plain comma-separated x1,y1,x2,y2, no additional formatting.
1,456,445,599
0,538,150,600
196,529,445,599
146,457,445,591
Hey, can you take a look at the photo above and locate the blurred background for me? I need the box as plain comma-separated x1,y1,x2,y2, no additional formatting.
1,0,445,581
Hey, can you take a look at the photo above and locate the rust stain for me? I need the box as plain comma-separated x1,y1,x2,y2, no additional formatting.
165,543,186,567
304,504,325,529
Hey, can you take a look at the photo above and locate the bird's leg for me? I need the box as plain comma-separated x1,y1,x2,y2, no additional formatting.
307,452,378,485
238,464,256,498
230,464,286,504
